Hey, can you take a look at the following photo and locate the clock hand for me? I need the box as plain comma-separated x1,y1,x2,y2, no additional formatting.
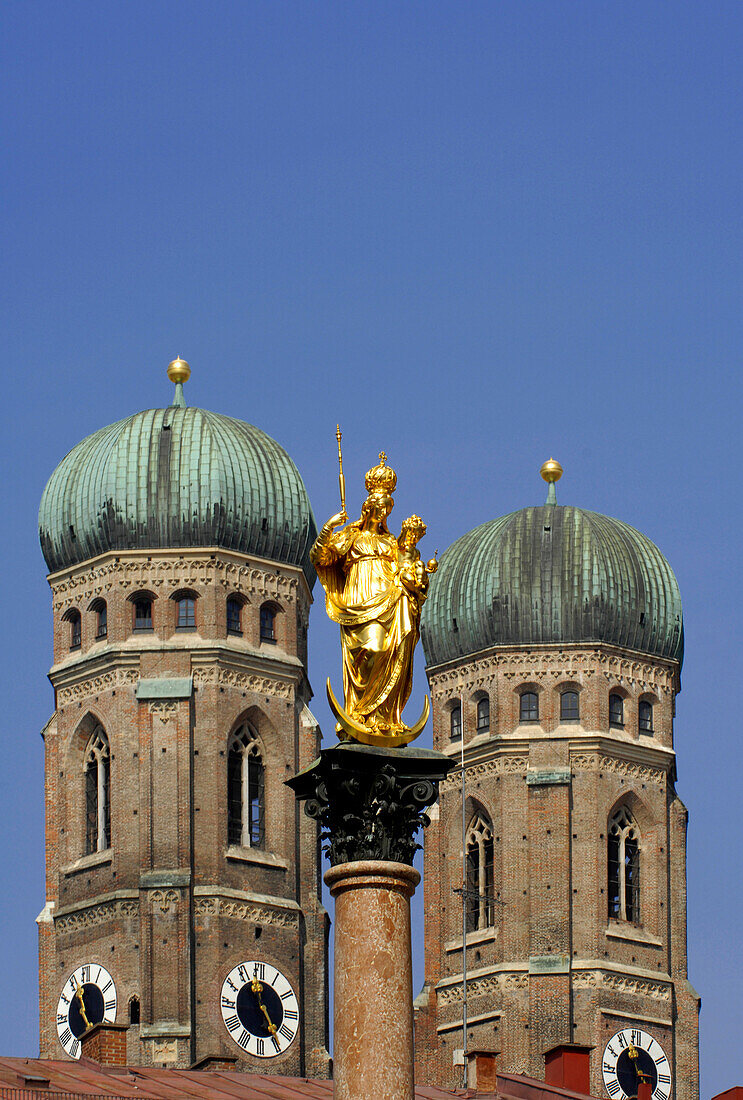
74,983,92,1031
251,977,278,1036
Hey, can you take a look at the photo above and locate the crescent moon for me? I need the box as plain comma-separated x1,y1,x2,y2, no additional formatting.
326,680,430,748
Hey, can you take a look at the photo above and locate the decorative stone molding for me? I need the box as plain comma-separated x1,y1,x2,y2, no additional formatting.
442,755,528,791
437,971,528,1006
194,895,298,928
148,700,178,724
570,752,667,786
572,969,670,1000
51,552,300,611
54,899,138,935
150,889,178,915
192,665,293,699
56,668,139,705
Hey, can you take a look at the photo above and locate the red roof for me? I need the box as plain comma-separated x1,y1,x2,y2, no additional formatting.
0,1058,606,1100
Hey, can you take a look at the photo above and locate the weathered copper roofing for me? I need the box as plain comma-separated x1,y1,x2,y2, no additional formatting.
0,1059,606,1100
38,404,317,584
421,504,683,669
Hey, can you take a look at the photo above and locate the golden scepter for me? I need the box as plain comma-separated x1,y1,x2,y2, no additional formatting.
336,425,346,516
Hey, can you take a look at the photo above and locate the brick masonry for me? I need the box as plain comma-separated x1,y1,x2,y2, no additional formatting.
38,547,330,1074
413,642,700,1100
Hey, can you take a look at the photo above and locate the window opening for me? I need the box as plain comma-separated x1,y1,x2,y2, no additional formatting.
227,597,242,635
450,704,462,740
85,727,111,854
69,611,81,650
638,700,653,734
129,997,140,1025
176,596,196,630
560,690,579,721
133,598,152,631
608,806,640,923
520,691,538,722
465,813,495,932
95,602,107,639
260,605,276,643
609,693,624,728
227,724,265,848
476,697,490,733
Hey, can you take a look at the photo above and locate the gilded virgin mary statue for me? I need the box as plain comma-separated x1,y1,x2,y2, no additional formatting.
311,452,436,747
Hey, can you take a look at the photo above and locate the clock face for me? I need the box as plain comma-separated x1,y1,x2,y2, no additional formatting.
56,964,117,1058
220,961,299,1058
603,1028,672,1100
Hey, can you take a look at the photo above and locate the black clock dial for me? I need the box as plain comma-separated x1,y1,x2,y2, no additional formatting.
68,983,105,1038
616,1048,658,1096
236,979,284,1037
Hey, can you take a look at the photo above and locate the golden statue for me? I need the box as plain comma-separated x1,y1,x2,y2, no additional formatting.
311,443,437,748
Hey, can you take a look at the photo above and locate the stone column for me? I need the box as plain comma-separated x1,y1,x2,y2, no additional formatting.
325,860,420,1100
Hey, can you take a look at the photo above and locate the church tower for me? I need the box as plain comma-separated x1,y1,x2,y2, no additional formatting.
36,360,330,1075
414,462,699,1100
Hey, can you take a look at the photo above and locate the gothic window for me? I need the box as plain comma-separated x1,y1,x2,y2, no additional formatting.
227,597,243,635
133,595,153,631
609,693,624,728
519,691,538,722
450,704,462,740
227,724,265,848
84,726,111,854
608,806,640,923
90,599,107,639
260,604,277,643
129,997,140,1025
67,609,82,649
639,699,654,734
465,812,495,933
476,697,490,733
560,690,579,721
175,595,196,630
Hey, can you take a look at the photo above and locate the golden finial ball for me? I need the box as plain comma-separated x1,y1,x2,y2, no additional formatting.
167,357,191,385
540,457,563,483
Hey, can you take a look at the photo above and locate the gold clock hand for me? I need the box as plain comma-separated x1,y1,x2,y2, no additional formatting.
251,977,278,1036
75,983,92,1031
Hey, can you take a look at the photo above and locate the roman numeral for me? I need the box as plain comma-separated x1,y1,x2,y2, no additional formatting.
655,1090,668,1100
617,1033,628,1048
603,1062,615,1072
658,1074,671,1084
101,979,113,994
236,1030,250,1050
59,1028,72,1046
257,1039,264,1056
237,965,248,983
226,977,237,992
631,1030,642,1046
70,1039,80,1058
224,1014,240,1033
283,1009,298,1020
253,963,265,980
68,977,77,992
271,1034,281,1052
221,996,235,1009
96,967,102,983
105,999,116,1012
81,966,90,983
57,1013,67,1025
606,1081,621,1097
607,1044,617,1058
657,1055,668,1066
280,989,293,1000
279,1024,294,1041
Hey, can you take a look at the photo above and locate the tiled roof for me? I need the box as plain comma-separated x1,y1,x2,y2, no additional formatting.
0,1058,605,1100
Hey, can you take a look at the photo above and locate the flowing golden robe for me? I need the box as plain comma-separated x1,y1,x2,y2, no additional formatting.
311,524,422,731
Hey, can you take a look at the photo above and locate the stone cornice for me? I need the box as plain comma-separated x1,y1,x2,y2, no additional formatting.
48,546,313,609
428,642,680,696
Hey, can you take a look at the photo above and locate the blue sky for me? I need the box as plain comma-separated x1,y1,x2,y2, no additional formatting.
1,3,741,1095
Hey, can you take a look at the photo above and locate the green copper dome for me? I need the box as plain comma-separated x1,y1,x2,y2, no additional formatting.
421,503,683,669
39,393,317,583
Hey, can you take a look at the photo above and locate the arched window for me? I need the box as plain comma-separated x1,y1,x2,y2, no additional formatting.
133,596,153,631
609,693,624,728
466,812,495,932
260,604,276,643
66,609,82,650
227,597,243,635
175,594,196,631
85,727,110,854
560,690,579,721
638,699,653,734
227,724,265,848
608,806,640,923
129,997,140,1025
450,704,462,740
90,599,107,639
476,697,490,733
519,691,538,722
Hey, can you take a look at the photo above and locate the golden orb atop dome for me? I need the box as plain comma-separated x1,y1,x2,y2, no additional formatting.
540,457,563,484
167,356,191,385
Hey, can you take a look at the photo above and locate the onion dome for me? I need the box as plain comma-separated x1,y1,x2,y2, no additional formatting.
39,359,317,583
421,460,683,669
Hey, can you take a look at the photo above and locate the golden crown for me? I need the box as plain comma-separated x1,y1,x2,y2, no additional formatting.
365,452,397,495
400,514,426,537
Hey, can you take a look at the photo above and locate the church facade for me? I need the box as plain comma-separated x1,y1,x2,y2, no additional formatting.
413,464,699,1100
36,361,330,1074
